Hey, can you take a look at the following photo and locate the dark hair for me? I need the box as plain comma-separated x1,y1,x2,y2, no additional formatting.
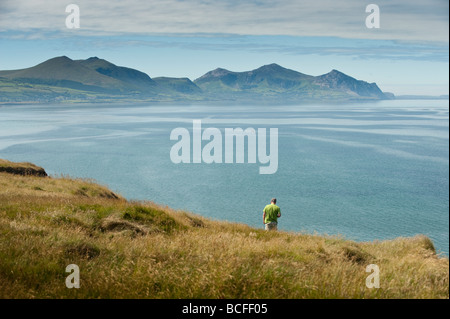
271,198,277,204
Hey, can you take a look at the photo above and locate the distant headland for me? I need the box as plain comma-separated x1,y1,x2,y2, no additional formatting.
0,56,394,104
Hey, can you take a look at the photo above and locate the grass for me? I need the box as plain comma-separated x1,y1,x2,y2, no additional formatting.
0,160,448,299
0,159,48,177
0,77,206,104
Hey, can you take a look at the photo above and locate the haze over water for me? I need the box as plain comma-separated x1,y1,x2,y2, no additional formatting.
0,100,448,255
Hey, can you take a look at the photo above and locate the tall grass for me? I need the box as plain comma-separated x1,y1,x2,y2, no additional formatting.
0,169,448,299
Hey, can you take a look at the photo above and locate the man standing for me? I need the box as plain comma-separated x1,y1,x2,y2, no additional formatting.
263,198,281,231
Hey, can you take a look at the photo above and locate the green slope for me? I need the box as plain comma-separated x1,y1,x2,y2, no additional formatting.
0,56,132,93
77,57,158,92
314,69,386,99
0,159,448,298
153,77,202,94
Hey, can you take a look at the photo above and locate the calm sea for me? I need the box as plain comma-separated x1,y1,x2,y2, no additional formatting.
0,100,448,255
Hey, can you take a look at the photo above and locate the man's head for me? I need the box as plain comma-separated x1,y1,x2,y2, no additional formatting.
271,198,277,204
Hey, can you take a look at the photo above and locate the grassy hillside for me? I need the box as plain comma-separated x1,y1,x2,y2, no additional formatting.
76,57,158,91
0,160,448,299
0,159,48,177
0,56,131,92
0,56,203,103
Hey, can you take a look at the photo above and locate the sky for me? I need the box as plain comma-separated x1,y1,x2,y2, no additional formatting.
0,0,448,95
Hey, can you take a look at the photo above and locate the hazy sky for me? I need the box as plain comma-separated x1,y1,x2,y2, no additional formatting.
0,0,448,95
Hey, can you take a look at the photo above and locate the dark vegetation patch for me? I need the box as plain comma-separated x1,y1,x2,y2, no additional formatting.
100,218,147,235
64,242,100,260
0,160,47,177
122,205,183,233
342,245,373,264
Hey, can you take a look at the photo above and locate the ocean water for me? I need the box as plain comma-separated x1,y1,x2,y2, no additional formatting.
0,100,448,255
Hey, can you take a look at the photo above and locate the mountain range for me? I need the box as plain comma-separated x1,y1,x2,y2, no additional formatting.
0,56,392,103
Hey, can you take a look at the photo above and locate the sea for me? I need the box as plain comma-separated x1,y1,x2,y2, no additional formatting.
0,100,448,255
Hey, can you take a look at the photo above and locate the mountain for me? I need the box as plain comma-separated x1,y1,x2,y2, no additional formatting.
195,64,313,93
314,69,386,99
0,56,132,93
76,57,157,91
0,56,197,102
0,57,391,103
152,77,202,94
194,63,388,100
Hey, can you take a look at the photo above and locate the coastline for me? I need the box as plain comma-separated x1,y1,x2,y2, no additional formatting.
0,159,448,298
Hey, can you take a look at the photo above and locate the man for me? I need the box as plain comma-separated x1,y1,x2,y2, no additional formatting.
263,198,281,231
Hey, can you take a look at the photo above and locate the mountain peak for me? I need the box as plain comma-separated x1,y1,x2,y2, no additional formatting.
56,55,71,60
316,69,385,98
46,56,73,63
252,63,308,79
256,63,283,70
254,63,292,74
320,69,355,81
33,56,77,70
327,69,346,76
196,67,232,81
78,56,156,88
211,68,232,75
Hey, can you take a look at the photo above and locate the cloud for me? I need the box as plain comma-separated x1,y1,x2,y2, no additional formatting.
0,0,448,43
14,32,445,63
